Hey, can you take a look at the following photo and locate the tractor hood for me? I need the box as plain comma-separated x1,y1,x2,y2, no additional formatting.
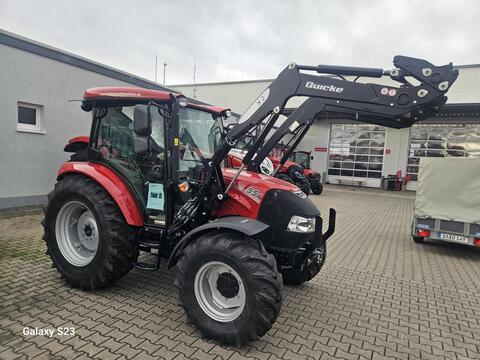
215,168,303,219
216,168,321,251
222,168,298,191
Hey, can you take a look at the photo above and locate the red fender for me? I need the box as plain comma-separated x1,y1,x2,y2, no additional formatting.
57,162,144,226
64,136,90,152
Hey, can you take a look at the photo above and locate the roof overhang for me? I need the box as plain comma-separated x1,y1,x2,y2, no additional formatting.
82,86,231,117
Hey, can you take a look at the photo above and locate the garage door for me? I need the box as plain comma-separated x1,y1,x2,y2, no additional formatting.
407,123,480,190
327,124,386,187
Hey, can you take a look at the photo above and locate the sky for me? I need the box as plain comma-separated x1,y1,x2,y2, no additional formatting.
1,0,479,85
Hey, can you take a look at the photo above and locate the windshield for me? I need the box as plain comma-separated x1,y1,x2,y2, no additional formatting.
179,107,223,176
295,152,310,168
179,108,223,158
235,134,254,152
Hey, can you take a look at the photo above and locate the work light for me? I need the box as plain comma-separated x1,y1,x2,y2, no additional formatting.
178,96,188,107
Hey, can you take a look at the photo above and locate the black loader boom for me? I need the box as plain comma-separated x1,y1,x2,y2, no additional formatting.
172,56,458,232
241,56,458,172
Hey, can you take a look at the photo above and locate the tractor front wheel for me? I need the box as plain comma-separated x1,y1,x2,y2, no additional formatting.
275,173,311,195
297,177,311,195
43,174,137,290
175,231,282,345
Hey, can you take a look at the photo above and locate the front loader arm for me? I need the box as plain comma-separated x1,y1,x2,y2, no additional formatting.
171,56,458,234
243,56,458,171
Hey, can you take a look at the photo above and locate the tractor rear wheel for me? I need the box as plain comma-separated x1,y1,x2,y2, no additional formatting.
175,231,282,345
43,174,137,290
281,242,326,286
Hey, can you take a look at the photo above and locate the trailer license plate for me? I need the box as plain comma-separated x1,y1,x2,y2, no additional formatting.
439,233,468,243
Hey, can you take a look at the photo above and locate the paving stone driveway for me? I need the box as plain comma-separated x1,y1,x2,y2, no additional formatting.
1,186,480,360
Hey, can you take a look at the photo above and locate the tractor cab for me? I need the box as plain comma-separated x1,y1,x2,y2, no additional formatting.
289,151,323,194
290,151,312,170
78,87,229,227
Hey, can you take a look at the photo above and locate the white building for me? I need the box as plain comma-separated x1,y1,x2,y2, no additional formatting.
173,65,480,190
0,29,205,209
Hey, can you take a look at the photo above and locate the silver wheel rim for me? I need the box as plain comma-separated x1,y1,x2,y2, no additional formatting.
194,261,246,322
55,200,99,267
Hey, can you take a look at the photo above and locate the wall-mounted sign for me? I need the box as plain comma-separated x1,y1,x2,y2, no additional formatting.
314,147,327,152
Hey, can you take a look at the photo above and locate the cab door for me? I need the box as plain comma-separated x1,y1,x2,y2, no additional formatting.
93,105,167,226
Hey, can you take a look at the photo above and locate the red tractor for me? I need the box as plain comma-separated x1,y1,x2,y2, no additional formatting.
227,136,312,195
290,151,323,194
266,155,312,194
43,57,457,345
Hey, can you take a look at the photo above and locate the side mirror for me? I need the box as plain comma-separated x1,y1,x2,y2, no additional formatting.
310,155,314,160
134,137,150,155
134,105,152,136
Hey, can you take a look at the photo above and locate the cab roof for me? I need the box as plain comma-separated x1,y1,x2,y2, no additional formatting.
83,87,230,115
84,87,177,101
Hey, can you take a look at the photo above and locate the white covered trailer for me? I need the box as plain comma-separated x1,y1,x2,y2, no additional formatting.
412,158,480,247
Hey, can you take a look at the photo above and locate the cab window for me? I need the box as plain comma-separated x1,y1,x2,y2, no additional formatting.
95,106,167,225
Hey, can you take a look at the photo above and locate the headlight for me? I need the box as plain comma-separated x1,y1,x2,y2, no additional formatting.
287,215,316,233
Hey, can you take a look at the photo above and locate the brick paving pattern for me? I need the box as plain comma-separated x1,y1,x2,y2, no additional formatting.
1,186,480,359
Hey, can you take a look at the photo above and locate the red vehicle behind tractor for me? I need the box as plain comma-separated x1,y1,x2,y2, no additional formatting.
290,151,323,194
226,148,312,195
43,56,457,345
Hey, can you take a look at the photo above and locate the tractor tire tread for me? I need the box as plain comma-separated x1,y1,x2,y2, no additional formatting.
175,230,282,345
42,174,137,290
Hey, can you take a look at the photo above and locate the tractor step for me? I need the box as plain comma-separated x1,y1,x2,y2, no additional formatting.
134,261,160,271
134,226,163,271
138,241,161,248
134,249,161,271
134,229,162,271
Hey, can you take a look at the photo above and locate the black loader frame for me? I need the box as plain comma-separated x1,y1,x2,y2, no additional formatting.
170,56,458,235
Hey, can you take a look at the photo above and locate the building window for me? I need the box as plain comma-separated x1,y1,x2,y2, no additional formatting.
327,124,386,179
407,123,480,181
17,102,45,133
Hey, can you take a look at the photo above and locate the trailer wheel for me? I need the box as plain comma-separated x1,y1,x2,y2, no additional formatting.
43,174,137,290
281,242,326,285
175,231,282,345
412,236,424,243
